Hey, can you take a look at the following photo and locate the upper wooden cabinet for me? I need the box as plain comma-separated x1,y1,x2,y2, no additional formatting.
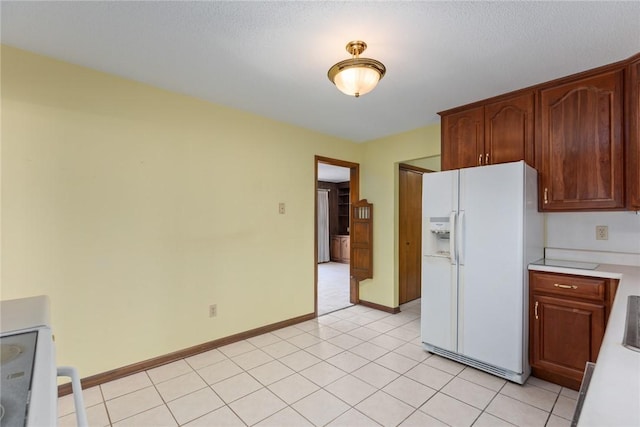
441,106,484,170
538,69,625,211
627,56,640,210
440,92,535,171
484,92,535,166
439,53,639,211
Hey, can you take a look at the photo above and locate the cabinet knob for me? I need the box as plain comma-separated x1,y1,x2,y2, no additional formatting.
535,301,539,320
485,153,489,164
478,154,483,165
544,188,549,204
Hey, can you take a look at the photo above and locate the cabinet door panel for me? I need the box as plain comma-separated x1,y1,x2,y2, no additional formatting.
441,107,484,170
532,295,605,382
484,92,535,166
340,236,350,262
539,70,624,210
628,58,640,209
330,236,340,262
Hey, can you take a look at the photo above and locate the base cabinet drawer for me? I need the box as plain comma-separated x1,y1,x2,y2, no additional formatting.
530,272,606,301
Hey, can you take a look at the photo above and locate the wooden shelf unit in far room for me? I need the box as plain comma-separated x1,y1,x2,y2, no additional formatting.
337,184,350,235
439,51,640,212
331,182,350,264
317,180,351,264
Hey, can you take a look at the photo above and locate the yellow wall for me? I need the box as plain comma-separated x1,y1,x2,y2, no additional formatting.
403,156,441,172
1,46,363,376
1,45,441,377
359,126,441,307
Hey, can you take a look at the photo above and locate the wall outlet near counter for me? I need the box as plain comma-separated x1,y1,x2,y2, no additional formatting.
595,225,608,240
209,304,217,318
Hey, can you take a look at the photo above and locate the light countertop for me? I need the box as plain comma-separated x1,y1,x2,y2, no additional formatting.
528,262,640,427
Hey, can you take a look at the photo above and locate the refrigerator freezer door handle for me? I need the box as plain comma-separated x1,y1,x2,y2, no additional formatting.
457,211,465,265
449,211,457,265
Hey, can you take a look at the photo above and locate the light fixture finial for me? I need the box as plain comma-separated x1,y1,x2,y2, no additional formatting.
345,41,367,57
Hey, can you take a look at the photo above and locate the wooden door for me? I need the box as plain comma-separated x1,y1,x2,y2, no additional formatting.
531,294,605,389
484,92,535,166
350,200,373,281
399,165,426,304
539,70,624,210
627,57,640,209
441,106,484,170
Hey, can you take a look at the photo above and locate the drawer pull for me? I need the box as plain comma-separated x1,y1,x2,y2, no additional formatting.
544,188,549,204
535,301,539,320
554,283,578,290
478,154,483,165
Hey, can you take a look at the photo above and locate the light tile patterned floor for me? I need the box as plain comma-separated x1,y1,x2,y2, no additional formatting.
58,299,577,426
317,262,351,315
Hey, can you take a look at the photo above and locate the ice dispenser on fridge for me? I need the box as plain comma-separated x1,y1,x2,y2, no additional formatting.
424,216,452,258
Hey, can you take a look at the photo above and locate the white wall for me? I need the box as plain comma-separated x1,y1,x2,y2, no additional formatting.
546,212,640,256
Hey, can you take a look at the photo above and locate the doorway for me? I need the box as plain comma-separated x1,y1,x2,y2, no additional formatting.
315,156,359,316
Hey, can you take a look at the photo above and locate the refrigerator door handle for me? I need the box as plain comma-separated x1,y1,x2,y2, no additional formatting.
457,211,465,266
449,211,457,265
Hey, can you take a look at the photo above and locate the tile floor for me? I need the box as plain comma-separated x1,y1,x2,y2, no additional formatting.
58,299,577,426
317,262,351,316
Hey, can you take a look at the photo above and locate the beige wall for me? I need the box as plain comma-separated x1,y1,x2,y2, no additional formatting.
359,126,441,307
1,46,364,376
1,45,441,377
402,156,441,172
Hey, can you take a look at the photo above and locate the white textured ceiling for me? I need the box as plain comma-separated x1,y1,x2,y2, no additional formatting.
1,1,639,143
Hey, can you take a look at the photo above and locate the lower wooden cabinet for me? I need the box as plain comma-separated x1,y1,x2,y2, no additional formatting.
529,271,618,390
330,235,350,263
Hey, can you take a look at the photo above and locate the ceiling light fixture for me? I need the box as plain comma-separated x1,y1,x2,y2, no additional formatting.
328,40,386,98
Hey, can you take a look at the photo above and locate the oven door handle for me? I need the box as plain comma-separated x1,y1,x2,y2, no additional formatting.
57,366,88,427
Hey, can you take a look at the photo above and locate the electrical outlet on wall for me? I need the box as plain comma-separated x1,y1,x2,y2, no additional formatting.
209,304,217,318
595,225,608,240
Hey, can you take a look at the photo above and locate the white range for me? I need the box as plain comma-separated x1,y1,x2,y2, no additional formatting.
0,295,87,427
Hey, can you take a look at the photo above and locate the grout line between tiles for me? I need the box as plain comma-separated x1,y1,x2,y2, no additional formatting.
62,300,575,427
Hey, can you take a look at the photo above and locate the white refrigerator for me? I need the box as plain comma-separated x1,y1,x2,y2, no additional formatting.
421,161,543,384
